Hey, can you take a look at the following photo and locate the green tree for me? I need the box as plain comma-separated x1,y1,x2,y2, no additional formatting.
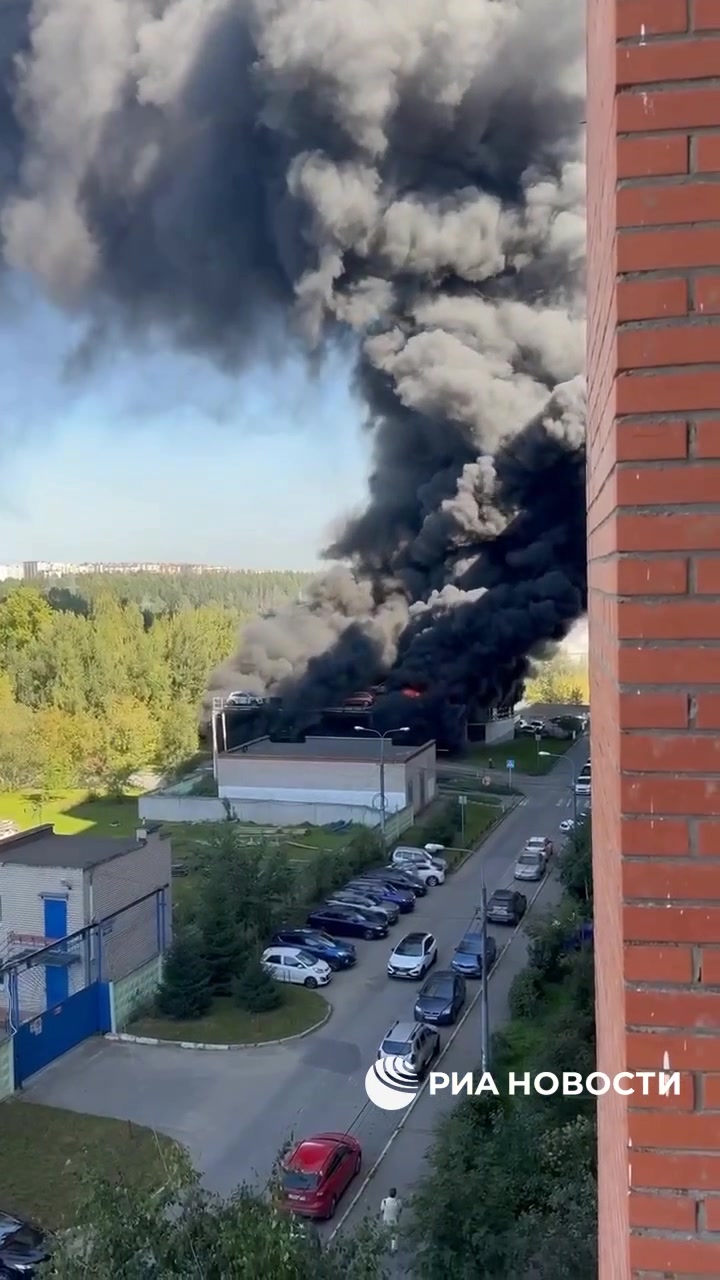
200,892,251,996
0,585,52,654
157,698,200,772
233,955,283,1013
50,1156,388,1280
156,929,212,1020
0,696,44,790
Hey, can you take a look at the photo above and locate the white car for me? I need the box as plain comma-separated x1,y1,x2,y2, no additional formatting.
387,931,438,979
559,818,575,833
525,835,553,859
391,845,447,879
226,690,266,707
575,780,591,796
261,946,332,988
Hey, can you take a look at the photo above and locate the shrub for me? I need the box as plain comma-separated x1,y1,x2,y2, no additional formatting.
156,928,212,1020
420,799,460,847
508,967,544,1020
233,955,283,1014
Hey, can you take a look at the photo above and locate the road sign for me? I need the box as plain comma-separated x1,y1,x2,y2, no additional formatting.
458,794,467,806
506,759,515,770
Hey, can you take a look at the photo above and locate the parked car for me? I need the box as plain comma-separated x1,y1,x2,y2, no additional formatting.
280,1132,362,1220
307,904,388,940
391,845,448,874
390,850,445,886
559,818,575,833
525,834,553,858
0,1210,50,1275
346,878,415,913
261,946,332,988
270,929,356,971
226,690,266,706
414,970,466,1026
387,931,438,979
451,930,498,978
575,780,591,796
514,850,546,881
325,890,399,925
364,866,427,896
377,1020,440,1076
486,889,527,925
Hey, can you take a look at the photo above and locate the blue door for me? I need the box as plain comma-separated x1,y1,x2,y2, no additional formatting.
43,898,68,1009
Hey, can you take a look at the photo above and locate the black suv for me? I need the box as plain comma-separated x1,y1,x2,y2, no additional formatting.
486,889,527,925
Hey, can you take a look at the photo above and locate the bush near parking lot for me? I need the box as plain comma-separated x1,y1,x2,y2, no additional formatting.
410,823,597,1278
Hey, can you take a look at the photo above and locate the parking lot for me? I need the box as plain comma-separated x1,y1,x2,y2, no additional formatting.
21,740,588,1204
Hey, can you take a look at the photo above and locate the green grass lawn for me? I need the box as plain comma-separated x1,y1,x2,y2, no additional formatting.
401,797,499,868
464,735,575,775
0,1099,178,1231
164,820,360,864
128,988,328,1044
0,789,140,836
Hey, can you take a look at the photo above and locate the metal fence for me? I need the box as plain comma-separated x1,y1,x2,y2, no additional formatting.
0,886,170,1037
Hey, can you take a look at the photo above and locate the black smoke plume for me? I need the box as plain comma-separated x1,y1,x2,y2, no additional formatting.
0,1,586,740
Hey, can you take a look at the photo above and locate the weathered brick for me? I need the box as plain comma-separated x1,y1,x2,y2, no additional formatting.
625,944,693,982
630,1237,720,1273
617,463,720,502
694,0,720,30
699,823,720,856
617,135,688,177
617,513,720,552
623,776,720,816
619,646,720,683
618,182,720,227
629,1191,696,1230
617,421,688,460
695,134,720,173
618,40,720,87
619,691,688,727
627,988,720,1028
619,228,720,272
695,420,720,456
617,0,689,37
619,601,720,639
618,372,720,416
617,278,688,321
621,733,720,770
618,328,720,372
695,559,720,593
628,1030,720,1070
701,950,720,984
622,818,690,856
619,88,720,132
625,905,720,942
629,1110,720,1148
616,559,688,596
624,861,720,901
696,694,720,727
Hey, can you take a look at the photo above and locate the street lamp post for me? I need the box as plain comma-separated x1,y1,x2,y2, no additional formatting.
354,725,410,846
480,876,490,1071
539,751,578,826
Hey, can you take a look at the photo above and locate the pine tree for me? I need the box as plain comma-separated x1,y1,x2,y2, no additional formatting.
201,899,249,996
233,955,283,1014
157,929,212,1020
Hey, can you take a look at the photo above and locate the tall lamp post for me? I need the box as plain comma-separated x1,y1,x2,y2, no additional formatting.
354,725,410,845
539,751,578,827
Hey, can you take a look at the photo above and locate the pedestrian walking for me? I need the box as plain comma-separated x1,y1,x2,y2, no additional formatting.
380,1187,402,1253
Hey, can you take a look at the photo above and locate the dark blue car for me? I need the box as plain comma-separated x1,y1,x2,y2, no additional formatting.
451,931,498,978
270,928,357,970
346,878,415,913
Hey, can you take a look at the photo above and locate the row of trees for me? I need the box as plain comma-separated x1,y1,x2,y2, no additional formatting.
408,821,596,1277
156,826,384,1020
0,572,305,792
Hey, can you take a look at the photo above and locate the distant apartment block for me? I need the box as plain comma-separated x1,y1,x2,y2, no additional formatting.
0,561,238,580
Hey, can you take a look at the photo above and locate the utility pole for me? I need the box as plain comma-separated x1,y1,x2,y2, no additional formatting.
480,878,490,1071
379,734,387,845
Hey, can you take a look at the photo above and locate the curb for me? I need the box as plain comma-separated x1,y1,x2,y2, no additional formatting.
105,999,332,1051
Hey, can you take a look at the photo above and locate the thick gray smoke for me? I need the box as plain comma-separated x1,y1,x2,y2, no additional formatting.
0,0,586,729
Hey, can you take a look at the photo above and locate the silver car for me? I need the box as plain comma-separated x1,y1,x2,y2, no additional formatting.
377,1020,440,1076
514,849,545,881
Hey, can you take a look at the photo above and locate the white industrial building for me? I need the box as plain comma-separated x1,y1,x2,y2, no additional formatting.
0,824,172,1023
211,735,437,827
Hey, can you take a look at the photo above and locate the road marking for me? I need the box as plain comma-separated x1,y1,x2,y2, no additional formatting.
328,869,554,1241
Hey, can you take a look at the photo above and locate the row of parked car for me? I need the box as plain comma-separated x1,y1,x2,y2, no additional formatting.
260,845,448,988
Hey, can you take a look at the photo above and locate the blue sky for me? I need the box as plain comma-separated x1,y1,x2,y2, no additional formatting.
0,287,369,570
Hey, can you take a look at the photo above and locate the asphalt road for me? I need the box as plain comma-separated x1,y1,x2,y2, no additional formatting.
23,738,588,1211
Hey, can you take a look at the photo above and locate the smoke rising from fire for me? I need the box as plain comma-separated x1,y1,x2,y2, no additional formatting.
0,0,586,732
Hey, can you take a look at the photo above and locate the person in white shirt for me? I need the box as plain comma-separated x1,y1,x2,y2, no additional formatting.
380,1187,402,1253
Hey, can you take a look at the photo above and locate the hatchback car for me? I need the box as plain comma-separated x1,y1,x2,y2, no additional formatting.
486,889,527,925
326,889,399,924
366,866,427,896
346,878,415,912
261,947,332,988
307,904,388,940
0,1209,49,1275
392,844,447,873
391,851,445,887
451,931,498,978
377,1020,440,1076
387,931,437,979
514,850,545,881
414,970,466,1025
525,835,553,858
280,1132,362,1220
270,929,356,971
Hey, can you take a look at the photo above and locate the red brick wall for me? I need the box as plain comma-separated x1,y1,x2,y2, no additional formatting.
587,1,720,1276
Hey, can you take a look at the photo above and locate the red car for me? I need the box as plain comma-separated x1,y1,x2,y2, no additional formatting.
280,1131,362,1219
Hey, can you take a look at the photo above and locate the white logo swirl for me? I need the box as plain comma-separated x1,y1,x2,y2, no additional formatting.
365,1055,420,1111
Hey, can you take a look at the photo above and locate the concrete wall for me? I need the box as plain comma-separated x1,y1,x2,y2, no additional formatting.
88,832,172,982
485,718,516,745
404,743,436,813
587,3,720,1276
216,753,407,812
0,1036,14,1100
110,955,164,1032
139,794,228,823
